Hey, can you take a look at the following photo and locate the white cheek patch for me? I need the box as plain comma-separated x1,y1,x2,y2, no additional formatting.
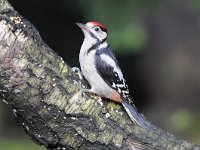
86,23,107,41
98,32,107,41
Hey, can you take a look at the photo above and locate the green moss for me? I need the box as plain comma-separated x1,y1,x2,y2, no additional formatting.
61,133,81,148
56,95,69,109
125,124,134,133
112,133,123,148
24,42,39,59
64,104,76,114
67,84,77,94
118,117,126,128
46,86,61,105
37,107,49,117
41,54,55,69
97,130,112,145
40,76,51,94
60,80,70,89
15,58,28,69
30,89,39,97
59,61,69,78
25,42,68,78
76,127,88,139
106,102,117,110
90,106,101,117
27,76,40,86
88,132,97,142
32,67,45,78
83,100,96,115
80,98,92,111
96,117,106,130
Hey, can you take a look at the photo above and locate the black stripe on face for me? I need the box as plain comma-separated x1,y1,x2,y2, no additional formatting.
100,27,107,33
87,37,107,55
89,31,99,41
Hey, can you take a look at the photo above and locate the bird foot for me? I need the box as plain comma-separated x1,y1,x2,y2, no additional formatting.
72,67,102,101
72,67,86,90
72,67,83,80
88,93,102,101
78,89,102,101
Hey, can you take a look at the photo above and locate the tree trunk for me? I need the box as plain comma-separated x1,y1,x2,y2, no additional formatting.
0,0,199,150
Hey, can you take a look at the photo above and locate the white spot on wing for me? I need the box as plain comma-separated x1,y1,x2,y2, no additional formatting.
112,82,116,88
100,54,123,80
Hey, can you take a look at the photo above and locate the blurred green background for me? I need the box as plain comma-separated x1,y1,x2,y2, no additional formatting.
0,0,200,149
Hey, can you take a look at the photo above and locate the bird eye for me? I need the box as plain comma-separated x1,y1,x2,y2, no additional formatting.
94,27,100,32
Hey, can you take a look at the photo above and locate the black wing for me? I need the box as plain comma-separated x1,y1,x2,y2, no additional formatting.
95,47,130,99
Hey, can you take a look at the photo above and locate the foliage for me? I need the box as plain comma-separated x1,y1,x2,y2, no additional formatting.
0,138,44,150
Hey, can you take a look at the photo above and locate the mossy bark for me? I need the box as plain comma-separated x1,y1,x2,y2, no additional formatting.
0,0,199,150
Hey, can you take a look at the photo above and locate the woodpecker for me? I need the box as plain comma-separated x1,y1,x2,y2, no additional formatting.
76,21,149,129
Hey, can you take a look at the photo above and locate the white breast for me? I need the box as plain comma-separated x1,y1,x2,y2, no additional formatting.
79,41,114,98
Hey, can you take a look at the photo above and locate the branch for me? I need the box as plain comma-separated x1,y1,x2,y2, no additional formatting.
0,0,199,149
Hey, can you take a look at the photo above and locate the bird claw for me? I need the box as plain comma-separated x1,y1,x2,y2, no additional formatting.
72,67,85,89
72,67,102,101
88,93,102,101
72,67,83,80
77,89,101,100
77,88,90,99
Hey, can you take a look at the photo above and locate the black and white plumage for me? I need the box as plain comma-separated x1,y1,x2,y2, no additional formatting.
77,21,149,129
95,46,130,99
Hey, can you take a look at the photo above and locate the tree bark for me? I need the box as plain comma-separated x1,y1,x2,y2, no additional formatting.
0,0,199,150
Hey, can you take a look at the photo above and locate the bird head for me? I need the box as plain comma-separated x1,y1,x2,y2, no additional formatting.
76,21,107,42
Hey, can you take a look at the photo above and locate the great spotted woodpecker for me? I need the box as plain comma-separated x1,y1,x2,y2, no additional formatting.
76,21,149,129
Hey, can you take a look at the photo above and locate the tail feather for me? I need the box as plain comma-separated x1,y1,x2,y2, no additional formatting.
122,100,150,130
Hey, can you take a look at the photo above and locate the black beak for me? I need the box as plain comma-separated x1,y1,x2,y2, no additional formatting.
76,23,85,29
